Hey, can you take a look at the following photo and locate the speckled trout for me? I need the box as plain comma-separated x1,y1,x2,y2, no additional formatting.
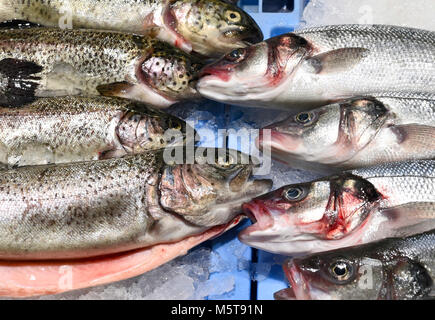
0,96,190,168
0,148,272,261
0,0,263,57
0,27,203,108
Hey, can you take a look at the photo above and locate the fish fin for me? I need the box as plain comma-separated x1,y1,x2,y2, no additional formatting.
389,124,435,151
380,202,435,237
96,81,133,98
304,48,369,74
273,288,295,300
0,20,43,29
0,58,43,107
0,217,241,297
99,148,128,160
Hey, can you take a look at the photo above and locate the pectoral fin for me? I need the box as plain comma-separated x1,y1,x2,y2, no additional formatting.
381,202,435,237
304,48,369,74
0,216,242,298
0,58,43,107
390,124,435,150
96,81,134,97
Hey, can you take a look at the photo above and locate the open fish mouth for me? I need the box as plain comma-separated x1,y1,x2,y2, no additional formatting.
239,201,274,235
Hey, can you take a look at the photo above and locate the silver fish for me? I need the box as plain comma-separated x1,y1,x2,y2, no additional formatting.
198,25,435,110
258,95,435,172
0,147,272,260
276,230,435,300
0,96,190,168
239,160,435,256
0,0,263,57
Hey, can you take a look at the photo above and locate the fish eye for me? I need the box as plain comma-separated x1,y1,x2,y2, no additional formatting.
169,119,182,130
226,48,246,62
225,10,241,23
295,112,315,125
215,154,237,169
330,261,353,281
284,186,305,201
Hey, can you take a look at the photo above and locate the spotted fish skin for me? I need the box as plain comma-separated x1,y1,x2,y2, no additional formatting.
0,96,189,168
0,148,272,260
0,27,202,108
0,0,263,57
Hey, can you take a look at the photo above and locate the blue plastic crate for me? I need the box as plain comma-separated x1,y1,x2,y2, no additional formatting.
184,0,308,300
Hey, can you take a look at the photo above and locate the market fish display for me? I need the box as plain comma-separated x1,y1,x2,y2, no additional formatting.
0,148,272,260
258,95,435,171
275,230,435,300
239,160,435,256
0,0,263,58
0,96,190,168
197,24,435,110
0,27,202,108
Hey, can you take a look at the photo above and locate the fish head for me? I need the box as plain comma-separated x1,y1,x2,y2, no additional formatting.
159,148,273,226
116,103,192,152
135,42,203,106
197,33,310,105
279,253,385,300
238,173,383,255
168,0,263,57
258,98,390,165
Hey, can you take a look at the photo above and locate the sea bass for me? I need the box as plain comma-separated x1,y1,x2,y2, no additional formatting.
239,160,435,256
275,230,435,300
0,0,263,58
258,95,435,172
0,96,190,168
0,147,272,261
198,25,435,110
0,27,202,108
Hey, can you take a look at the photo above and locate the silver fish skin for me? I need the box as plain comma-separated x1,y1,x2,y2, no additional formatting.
258,94,435,172
198,24,435,110
0,0,263,57
277,230,435,300
0,27,202,108
239,160,435,256
0,96,189,168
0,148,272,260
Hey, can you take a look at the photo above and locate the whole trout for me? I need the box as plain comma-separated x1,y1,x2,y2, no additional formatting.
198,25,435,110
0,27,202,108
0,148,272,260
0,0,263,57
0,96,190,168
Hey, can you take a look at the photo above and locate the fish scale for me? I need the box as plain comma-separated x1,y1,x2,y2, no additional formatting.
239,160,435,257
0,96,188,167
290,25,435,104
0,148,272,261
0,0,263,57
278,230,435,300
198,24,435,110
